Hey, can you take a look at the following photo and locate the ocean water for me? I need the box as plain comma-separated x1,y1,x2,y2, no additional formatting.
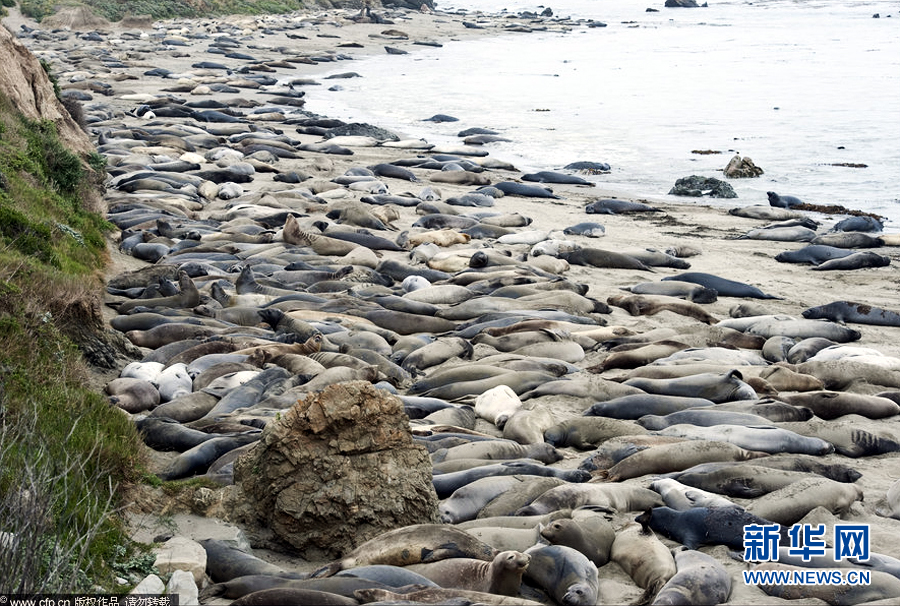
303,0,900,226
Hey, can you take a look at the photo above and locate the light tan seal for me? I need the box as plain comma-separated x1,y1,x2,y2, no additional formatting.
406,550,530,596
607,293,719,324
116,271,200,314
610,521,677,605
312,524,496,577
282,214,358,255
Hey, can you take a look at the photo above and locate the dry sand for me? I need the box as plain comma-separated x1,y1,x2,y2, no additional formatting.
6,5,900,604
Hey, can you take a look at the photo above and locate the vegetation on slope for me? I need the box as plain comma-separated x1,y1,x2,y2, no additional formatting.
19,0,311,22
0,91,147,592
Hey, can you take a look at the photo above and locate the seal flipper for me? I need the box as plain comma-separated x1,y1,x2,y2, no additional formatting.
633,578,666,606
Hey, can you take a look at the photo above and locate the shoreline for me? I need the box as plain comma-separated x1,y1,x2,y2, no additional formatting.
6,4,900,603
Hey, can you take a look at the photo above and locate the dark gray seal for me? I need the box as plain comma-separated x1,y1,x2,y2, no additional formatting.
802,300,900,326
623,370,757,403
585,198,660,214
524,544,599,606
584,394,715,419
810,251,890,270
639,506,782,550
767,191,804,208
491,181,561,199
663,272,781,299
654,547,732,605
774,244,854,265
201,539,303,582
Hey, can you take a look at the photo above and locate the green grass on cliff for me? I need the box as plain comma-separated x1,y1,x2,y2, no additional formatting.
0,92,146,592
20,0,310,22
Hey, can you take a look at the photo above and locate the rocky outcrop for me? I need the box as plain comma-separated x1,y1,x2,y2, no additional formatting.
669,175,737,198
0,24,95,159
230,381,439,560
724,154,764,178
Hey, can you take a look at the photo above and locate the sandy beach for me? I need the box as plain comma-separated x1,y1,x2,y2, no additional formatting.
6,4,900,604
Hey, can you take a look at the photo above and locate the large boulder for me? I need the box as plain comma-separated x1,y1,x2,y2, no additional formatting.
231,381,439,559
724,154,764,178
669,175,737,198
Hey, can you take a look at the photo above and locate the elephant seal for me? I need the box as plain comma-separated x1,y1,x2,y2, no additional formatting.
354,587,544,605
625,280,718,304
230,588,357,605
439,475,532,523
116,271,201,314
610,521,676,605
811,231,885,248
105,378,160,413
649,478,737,510
563,222,606,237
802,300,900,327
516,483,663,516
334,564,439,588
608,294,718,324
158,432,261,480
775,244,854,265
434,440,562,464
674,464,825,498
432,460,588,498
752,562,900,605
781,391,900,420
603,440,765,481
312,524,496,577
503,406,558,444
876,478,900,520
623,369,757,403
810,251,890,271
767,191,804,208
405,550,530,595
539,510,616,567
585,198,660,214
663,272,781,299
201,539,301,582
657,424,835,455
560,248,651,271
543,417,648,450
637,409,771,430
524,544,599,606
745,477,864,525
639,505,782,550
743,316,862,342
584,394,714,419
654,547,732,605
474,385,523,428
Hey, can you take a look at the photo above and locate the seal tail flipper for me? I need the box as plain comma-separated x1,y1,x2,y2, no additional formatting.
632,578,665,606
310,560,341,578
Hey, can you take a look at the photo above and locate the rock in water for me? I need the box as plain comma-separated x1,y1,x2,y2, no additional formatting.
231,381,440,559
723,155,764,178
669,175,737,198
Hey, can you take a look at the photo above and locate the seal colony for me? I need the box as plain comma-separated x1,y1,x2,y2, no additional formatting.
11,4,900,604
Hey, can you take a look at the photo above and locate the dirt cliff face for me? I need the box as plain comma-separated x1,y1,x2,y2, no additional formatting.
0,24,95,159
